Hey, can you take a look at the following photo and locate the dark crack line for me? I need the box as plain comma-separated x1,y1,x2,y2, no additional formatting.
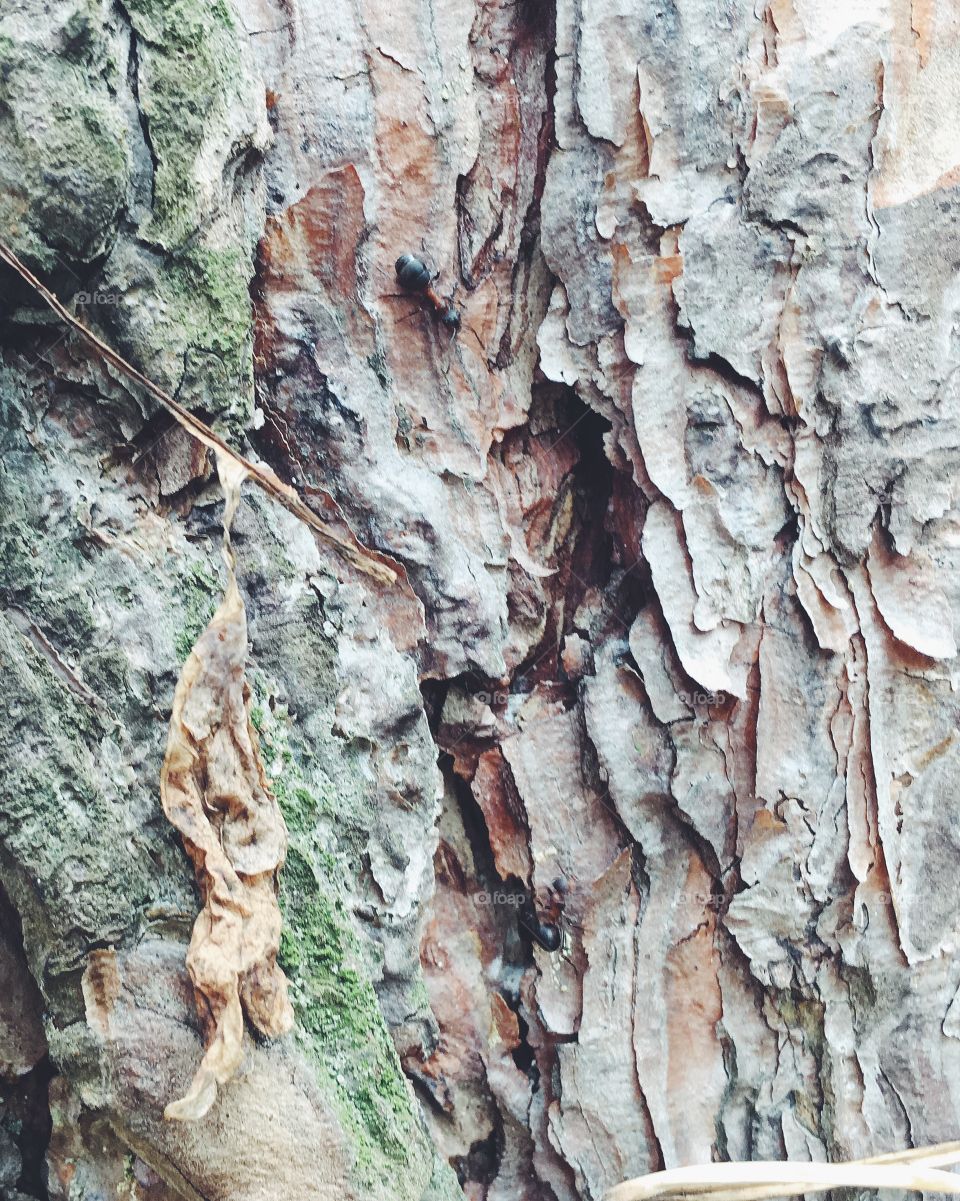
116,0,158,214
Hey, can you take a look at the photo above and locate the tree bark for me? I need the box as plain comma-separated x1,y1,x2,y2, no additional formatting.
2,2,959,1200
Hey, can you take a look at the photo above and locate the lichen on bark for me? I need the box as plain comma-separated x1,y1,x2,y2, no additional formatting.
121,0,252,248
7,0,960,1198
0,2,461,1196
253,677,461,1197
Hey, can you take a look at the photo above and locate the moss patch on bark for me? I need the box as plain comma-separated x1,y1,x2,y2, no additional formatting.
252,691,458,1199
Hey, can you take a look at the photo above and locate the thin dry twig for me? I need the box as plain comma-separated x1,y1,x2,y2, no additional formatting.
605,1141,960,1201
0,238,398,586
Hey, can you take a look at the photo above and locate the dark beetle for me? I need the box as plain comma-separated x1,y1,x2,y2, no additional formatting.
395,253,461,331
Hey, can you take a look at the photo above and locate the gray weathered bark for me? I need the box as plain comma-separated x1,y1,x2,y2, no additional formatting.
2,1,959,1200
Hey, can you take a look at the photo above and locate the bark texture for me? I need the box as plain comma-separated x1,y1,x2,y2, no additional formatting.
1,1,959,1200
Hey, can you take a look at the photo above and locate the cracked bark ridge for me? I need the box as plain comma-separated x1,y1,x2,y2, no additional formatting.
0,891,49,1201
0,1,461,1196
410,2,960,1198
4,0,960,1199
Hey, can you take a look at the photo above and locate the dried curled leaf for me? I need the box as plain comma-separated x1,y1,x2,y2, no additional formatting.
160,477,293,1119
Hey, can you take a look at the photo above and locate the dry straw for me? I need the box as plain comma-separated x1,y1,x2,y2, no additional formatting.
606,1141,960,1201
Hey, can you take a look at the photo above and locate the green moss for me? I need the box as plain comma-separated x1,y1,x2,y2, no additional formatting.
251,685,440,1196
0,618,156,982
279,854,429,1190
61,7,104,64
98,235,256,432
173,558,219,661
43,590,96,656
0,39,129,271
163,244,255,413
1,4,260,430
407,972,431,1015
123,0,242,248
775,991,825,1056
98,0,261,429
86,647,131,698
113,584,137,610
0,463,44,601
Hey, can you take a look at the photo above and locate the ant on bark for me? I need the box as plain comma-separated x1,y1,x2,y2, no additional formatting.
518,876,579,964
391,252,485,356
395,254,461,331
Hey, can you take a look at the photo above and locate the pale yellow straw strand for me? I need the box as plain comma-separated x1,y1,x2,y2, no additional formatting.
606,1152,960,1201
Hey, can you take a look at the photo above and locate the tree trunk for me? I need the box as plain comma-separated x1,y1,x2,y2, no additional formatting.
1,1,958,1199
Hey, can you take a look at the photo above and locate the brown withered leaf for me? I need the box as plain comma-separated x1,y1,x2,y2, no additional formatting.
161,460,293,1121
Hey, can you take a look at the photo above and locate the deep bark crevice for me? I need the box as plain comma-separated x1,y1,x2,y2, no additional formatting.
0,884,52,1201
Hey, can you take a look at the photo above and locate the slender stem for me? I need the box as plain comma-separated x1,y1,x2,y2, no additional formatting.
0,239,398,587
605,1146,960,1201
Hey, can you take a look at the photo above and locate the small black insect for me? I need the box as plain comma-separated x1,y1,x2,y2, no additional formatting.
518,876,574,958
525,915,563,953
395,252,431,290
395,253,461,331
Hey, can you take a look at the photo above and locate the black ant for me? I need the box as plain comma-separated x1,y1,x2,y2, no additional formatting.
395,253,462,331
391,252,489,362
522,909,563,953
518,876,577,962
